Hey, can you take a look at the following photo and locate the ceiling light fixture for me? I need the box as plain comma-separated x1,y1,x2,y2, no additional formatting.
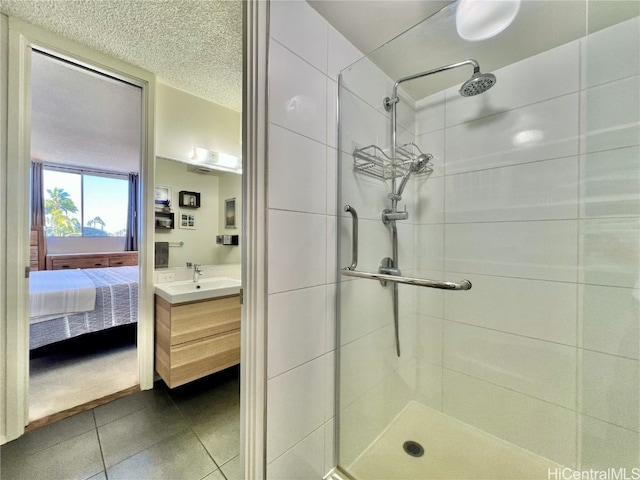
190,147,242,174
456,0,521,41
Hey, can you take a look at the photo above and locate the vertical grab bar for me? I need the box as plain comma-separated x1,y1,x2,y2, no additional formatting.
344,205,358,271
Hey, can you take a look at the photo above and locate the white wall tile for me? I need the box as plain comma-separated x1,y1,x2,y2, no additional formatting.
416,315,443,366
325,283,336,353
443,370,577,468
339,216,392,274
396,222,415,272
582,17,640,88
326,147,338,216
324,353,335,422
339,326,397,408
340,57,394,115
445,220,578,282
414,175,444,225
445,156,579,223
268,286,327,378
580,350,639,432
268,124,327,214
579,284,639,359
416,360,443,411
580,415,640,471
415,129,445,177
395,92,416,135
270,0,327,74
267,357,327,463
328,25,363,81
327,80,338,149
416,92,445,135
415,224,444,272
269,41,327,144
326,215,337,284
579,217,640,288
444,273,577,346
444,322,576,408
268,210,326,293
338,368,413,467
583,75,640,154
266,425,326,480
324,419,335,476
580,146,640,218
445,94,580,175
445,42,580,127
339,87,389,155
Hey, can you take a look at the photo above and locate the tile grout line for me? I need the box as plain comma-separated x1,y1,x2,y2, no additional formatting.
165,387,226,479
93,409,109,479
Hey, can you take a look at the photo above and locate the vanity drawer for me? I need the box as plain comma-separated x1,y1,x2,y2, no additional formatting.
168,295,240,345
167,329,240,388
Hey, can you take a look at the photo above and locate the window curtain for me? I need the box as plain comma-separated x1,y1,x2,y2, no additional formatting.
125,173,139,251
31,161,45,227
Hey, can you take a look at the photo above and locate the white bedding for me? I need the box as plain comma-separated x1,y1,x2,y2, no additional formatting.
29,269,97,323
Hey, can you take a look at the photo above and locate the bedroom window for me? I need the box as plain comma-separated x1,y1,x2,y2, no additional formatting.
43,166,129,237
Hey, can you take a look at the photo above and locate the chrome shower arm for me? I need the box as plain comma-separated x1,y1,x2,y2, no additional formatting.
384,59,480,111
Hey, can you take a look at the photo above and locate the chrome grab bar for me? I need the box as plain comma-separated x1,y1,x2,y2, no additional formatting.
341,269,472,291
344,205,358,270
341,203,470,290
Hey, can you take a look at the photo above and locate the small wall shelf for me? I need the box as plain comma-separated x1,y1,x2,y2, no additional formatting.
155,211,174,229
179,191,201,208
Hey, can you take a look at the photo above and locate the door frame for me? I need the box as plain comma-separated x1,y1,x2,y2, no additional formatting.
2,17,156,442
240,1,269,477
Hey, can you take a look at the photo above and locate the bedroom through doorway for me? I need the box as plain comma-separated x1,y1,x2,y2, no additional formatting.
27,50,142,424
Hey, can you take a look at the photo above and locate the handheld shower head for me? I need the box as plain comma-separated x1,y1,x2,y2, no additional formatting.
460,71,496,96
394,153,433,199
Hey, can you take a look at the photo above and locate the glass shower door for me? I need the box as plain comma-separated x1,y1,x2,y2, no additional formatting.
336,1,639,478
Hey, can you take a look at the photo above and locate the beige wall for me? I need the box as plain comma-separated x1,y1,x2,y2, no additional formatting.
155,83,241,163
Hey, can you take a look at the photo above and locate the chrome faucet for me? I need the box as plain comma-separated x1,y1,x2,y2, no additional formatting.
193,264,202,282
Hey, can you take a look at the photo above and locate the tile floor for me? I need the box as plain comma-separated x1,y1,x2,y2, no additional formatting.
1,366,241,480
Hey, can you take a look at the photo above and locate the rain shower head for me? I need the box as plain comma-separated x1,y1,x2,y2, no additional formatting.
459,71,497,96
384,59,496,111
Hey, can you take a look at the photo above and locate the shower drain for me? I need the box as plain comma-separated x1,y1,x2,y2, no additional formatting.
403,440,425,457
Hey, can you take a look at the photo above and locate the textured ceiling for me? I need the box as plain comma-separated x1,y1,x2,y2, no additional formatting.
0,0,243,112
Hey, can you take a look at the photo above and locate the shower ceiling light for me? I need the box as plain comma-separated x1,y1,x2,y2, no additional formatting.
456,0,520,41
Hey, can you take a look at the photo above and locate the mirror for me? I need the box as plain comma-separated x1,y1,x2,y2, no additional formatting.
155,157,241,268
154,83,242,269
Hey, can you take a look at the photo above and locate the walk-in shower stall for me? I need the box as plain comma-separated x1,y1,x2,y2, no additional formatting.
335,1,639,478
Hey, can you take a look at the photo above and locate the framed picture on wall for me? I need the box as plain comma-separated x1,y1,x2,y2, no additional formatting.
155,185,171,208
225,198,236,229
179,211,196,229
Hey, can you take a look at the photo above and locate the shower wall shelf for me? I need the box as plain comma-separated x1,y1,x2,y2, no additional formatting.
353,142,433,181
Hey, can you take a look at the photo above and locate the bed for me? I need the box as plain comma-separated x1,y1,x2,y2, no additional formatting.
29,266,139,350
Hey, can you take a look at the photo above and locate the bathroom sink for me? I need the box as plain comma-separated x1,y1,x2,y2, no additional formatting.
155,277,241,304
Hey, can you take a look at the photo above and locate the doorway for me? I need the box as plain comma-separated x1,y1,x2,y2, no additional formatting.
27,50,143,423
4,18,156,439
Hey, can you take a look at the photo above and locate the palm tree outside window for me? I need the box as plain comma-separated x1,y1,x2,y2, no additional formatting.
42,165,129,238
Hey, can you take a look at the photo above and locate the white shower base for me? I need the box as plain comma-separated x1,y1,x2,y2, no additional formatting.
347,401,560,480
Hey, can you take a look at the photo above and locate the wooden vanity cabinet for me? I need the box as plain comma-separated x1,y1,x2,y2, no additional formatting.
154,294,241,388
